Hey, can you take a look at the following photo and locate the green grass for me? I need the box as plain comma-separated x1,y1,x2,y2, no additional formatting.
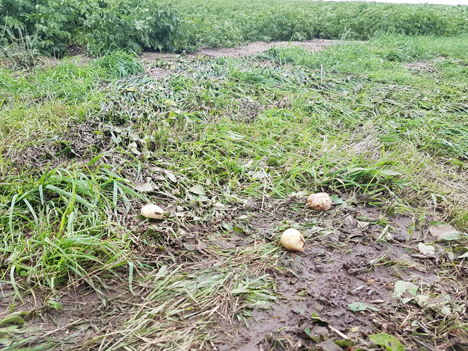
0,166,145,294
0,32,467,349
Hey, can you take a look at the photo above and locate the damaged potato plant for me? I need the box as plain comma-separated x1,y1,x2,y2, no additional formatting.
0,30,468,351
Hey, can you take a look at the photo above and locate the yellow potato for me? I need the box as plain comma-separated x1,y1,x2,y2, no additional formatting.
281,228,305,253
141,204,164,219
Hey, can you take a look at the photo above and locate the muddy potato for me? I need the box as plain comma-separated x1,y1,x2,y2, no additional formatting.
141,204,164,219
281,228,305,253
307,192,332,211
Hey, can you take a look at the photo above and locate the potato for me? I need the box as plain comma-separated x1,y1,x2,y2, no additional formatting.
141,204,164,219
281,228,305,253
307,192,332,211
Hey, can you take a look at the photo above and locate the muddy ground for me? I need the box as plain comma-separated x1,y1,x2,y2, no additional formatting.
2,153,466,350
213,205,467,351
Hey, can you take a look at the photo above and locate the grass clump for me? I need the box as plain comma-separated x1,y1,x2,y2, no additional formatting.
0,50,142,151
0,166,144,293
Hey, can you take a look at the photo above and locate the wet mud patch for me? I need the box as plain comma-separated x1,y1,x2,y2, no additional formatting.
211,201,467,351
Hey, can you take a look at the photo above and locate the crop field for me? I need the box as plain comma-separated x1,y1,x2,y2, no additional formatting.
1,1,468,350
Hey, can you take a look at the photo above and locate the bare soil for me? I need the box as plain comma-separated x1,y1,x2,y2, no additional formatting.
3,170,465,350
141,40,336,61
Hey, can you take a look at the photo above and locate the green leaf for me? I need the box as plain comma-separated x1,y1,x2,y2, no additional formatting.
335,339,354,348
0,312,25,327
392,280,418,297
128,261,134,295
348,302,367,312
231,286,250,294
417,243,435,255
392,280,418,303
369,333,404,351
330,194,345,204
44,184,93,207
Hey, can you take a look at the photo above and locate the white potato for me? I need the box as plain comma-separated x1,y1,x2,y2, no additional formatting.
281,228,305,253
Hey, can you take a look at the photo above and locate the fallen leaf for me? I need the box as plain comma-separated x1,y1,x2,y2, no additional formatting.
418,243,435,255
183,243,196,251
415,294,452,315
249,169,268,179
429,221,460,241
311,312,328,325
369,333,404,351
197,241,207,252
189,185,205,195
166,172,177,183
392,281,418,304
335,339,354,348
357,220,370,229
127,142,140,155
330,194,345,204
225,131,245,140
458,251,468,259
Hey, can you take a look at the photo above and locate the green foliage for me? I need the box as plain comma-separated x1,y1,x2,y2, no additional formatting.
0,50,142,108
0,0,186,55
176,0,468,48
2,0,468,55
1,33,468,297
